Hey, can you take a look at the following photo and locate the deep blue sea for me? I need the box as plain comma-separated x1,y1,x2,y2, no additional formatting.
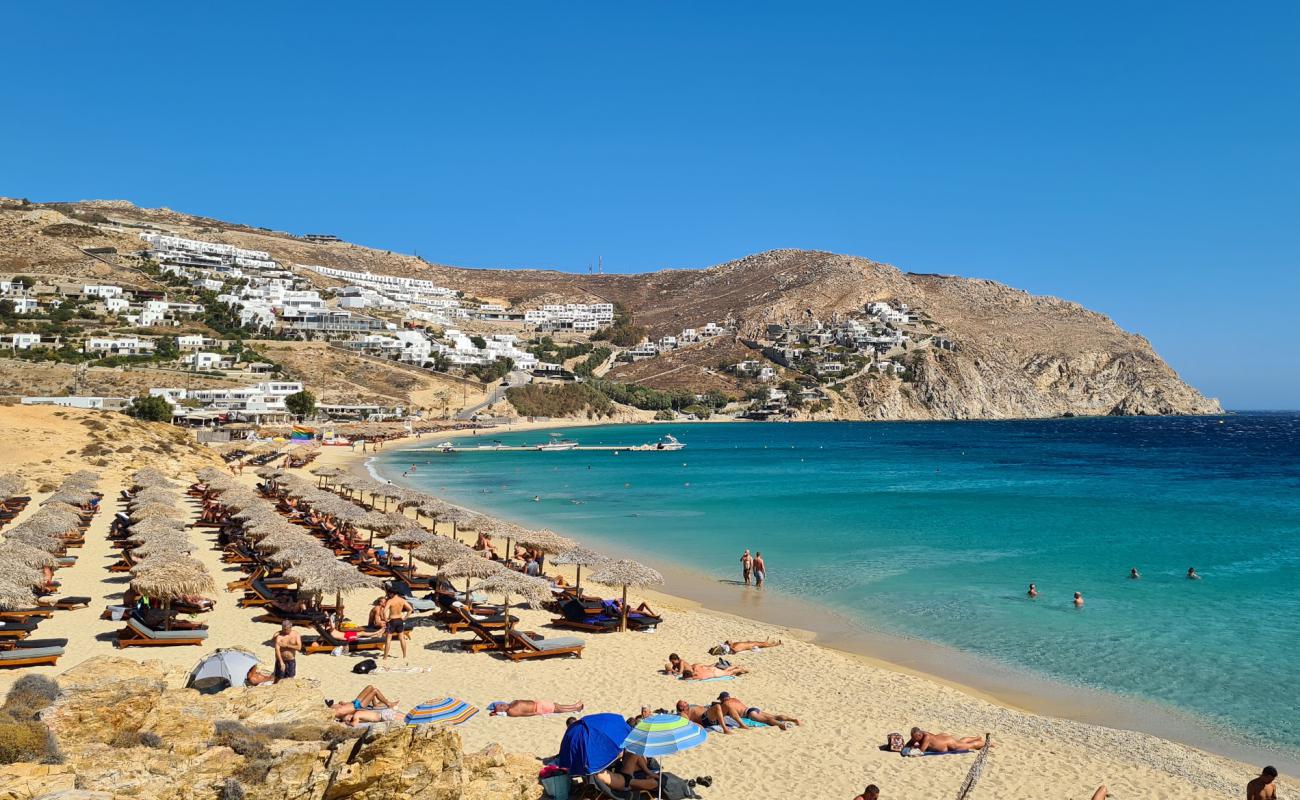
376,414,1300,755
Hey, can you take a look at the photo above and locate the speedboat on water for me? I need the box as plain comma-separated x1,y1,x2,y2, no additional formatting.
537,433,578,451
655,434,685,451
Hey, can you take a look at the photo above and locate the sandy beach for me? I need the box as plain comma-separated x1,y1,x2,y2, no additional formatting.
0,411,1279,799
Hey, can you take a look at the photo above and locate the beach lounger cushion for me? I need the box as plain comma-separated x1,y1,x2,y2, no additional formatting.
126,617,210,640
0,645,64,661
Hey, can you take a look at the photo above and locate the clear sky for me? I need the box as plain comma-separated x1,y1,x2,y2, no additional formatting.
3,3,1296,407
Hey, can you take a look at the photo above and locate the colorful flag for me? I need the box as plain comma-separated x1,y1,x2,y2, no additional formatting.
290,425,315,441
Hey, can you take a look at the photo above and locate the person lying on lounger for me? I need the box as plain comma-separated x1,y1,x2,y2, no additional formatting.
709,639,782,656
605,598,657,617
716,691,801,729
329,685,397,719
679,662,748,680
905,727,987,752
486,699,584,717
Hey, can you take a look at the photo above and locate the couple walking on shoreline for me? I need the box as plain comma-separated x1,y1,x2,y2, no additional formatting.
741,549,766,587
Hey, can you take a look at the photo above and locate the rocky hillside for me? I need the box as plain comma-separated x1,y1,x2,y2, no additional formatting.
0,198,1219,419
0,656,541,800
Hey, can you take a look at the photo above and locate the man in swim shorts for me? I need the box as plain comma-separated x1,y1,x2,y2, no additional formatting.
741,549,753,585
716,691,801,729
382,588,412,660
487,699,584,717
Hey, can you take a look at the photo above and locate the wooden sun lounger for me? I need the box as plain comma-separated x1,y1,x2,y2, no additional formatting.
117,617,209,647
302,625,385,654
446,605,518,633
0,640,65,668
36,595,91,610
0,620,38,640
0,608,55,621
506,630,585,661
460,622,526,653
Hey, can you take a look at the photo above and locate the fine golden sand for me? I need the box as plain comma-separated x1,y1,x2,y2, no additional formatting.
0,411,1279,799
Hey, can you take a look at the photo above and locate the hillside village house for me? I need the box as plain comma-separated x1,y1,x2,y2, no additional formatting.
8,297,38,314
182,351,233,370
83,336,155,356
3,332,42,349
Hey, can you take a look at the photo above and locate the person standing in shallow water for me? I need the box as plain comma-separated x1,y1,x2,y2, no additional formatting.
1027,583,1038,598
1073,591,1084,607
1187,567,1201,580
740,550,753,586
753,552,766,586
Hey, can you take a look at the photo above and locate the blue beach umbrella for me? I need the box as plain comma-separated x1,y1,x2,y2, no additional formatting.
405,697,479,726
557,713,632,776
622,714,708,799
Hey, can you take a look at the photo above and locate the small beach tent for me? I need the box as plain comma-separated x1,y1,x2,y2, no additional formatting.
188,647,261,691
557,713,632,776
622,713,708,799
404,697,479,727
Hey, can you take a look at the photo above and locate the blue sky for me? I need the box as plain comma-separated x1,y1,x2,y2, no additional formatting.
3,3,1297,407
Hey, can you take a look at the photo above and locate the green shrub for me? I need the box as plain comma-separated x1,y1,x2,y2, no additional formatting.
506,383,612,418
211,720,271,760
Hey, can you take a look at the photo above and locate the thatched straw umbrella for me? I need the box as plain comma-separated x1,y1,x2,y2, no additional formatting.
130,502,185,522
310,465,345,488
196,466,228,484
589,559,665,631
283,559,381,615
516,531,576,570
3,528,65,553
412,538,477,571
0,541,60,569
129,550,195,575
0,577,35,611
131,538,194,559
0,474,27,498
43,488,96,507
553,546,609,594
2,565,49,591
383,527,436,576
132,469,178,490
64,469,101,485
129,486,180,507
131,560,214,630
467,571,553,638
24,510,82,535
126,517,187,538
441,554,505,598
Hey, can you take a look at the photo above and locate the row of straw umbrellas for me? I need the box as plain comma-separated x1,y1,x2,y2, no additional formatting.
120,468,216,628
296,465,668,631
0,470,105,612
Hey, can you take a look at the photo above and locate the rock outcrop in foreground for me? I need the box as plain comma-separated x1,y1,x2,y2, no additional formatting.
0,657,541,800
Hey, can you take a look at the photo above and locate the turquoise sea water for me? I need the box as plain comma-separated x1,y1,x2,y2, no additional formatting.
375,414,1300,756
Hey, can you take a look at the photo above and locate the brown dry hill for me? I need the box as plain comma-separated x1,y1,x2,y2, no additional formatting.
0,404,222,487
0,199,1220,419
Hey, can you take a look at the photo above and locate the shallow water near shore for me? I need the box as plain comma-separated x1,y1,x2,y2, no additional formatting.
375,413,1300,768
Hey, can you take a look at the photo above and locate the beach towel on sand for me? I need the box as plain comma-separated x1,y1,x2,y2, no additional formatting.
707,717,769,733
679,675,735,682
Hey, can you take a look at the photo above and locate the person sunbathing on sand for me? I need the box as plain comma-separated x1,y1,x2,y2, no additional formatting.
329,686,397,719
680,662,748,680
486,699,584,717
342,706,402,726
710,639,782,656
906,727,987,752
716,691,801,729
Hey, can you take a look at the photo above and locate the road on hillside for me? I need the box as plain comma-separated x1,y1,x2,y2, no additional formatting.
456,370,531,420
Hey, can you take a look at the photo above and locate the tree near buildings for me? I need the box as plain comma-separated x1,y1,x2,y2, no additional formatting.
284,390,317,421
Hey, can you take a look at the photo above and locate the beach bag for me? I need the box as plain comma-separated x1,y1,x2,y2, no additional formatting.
659,772,700,800
713,658,732,669
887,732,905,752
353,658,377,674
708,645,725,656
